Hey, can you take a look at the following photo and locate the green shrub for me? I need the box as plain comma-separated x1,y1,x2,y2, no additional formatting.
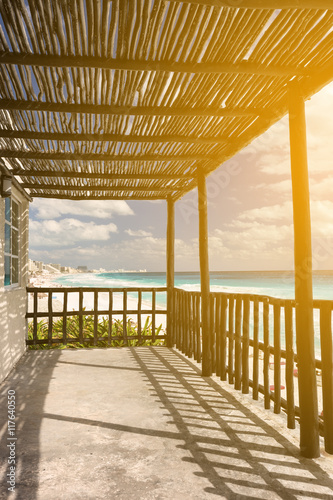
28,314,165,350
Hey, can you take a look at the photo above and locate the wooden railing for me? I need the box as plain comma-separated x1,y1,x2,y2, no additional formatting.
173,288,202,363
173,287,333,454
26,285,333,453
26,287,167,347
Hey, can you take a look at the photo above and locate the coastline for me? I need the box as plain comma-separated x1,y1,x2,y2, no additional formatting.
27,272,167,330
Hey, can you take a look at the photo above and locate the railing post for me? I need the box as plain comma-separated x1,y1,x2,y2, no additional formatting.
166,196,175,347
285,301,296,429
79,289,84,344
320,303,333,454
252,298,259,400
48,290,53,347
288,80,320,458
198,167,211,376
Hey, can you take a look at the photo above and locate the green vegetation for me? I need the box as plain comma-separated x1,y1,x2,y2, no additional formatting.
28,314,165,349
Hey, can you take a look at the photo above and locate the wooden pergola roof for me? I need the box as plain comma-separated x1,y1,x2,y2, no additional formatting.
0,1,333,201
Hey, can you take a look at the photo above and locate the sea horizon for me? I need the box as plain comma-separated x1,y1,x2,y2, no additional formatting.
52,269,333,301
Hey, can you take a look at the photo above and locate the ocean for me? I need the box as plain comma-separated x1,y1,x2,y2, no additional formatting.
53,270,333,302
53,270,333,357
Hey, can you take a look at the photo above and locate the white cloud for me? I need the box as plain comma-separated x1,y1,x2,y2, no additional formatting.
31,199,134,219
209,222,294,269
125,229,152,237
239,84,333,179
310,177,333,201
30,218,118,247
254,180,292,199
226,196,242,206
239,201,293,223
34,236,201,271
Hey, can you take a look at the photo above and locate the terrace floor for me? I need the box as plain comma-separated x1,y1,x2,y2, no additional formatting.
1,348,333,500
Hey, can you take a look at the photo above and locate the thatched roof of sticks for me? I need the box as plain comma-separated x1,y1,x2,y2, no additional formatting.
0,1,333,201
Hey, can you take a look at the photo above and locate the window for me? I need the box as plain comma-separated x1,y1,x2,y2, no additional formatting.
4,197,19,286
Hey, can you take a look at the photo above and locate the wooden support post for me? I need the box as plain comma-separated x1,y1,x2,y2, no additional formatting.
288,80,320,458
198,168,211,376
166,197,175,347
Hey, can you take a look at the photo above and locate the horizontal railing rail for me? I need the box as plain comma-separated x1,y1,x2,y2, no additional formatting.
26,287,167,347
172,287,333,454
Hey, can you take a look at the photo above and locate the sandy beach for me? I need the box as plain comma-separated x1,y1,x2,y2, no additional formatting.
27,272,167,331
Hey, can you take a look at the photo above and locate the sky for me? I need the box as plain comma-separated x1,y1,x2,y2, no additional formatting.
29,83,333,273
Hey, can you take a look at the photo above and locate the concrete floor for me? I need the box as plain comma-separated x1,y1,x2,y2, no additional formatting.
1,347,333,500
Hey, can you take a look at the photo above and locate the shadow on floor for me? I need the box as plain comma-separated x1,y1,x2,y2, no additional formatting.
1,347,333,499
129,347,333,499
0,351,62,500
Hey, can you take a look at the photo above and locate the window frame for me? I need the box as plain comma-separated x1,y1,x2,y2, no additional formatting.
4,196,20,289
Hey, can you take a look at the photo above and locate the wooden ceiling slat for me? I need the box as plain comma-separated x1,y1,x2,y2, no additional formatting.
168,1,333,10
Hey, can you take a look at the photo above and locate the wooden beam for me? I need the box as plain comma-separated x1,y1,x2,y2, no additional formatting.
0,129,229,145
166,197,175,348
169,0,333,9
30,193,166,200
302,59,333,101
23,183,181,193
0,150,212,162
0,99,266,117
288,80,319,458
198,168,211,377
14,170,194,180
0,51,306,77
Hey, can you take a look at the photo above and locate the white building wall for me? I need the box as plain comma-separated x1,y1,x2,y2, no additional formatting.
0,186,29,383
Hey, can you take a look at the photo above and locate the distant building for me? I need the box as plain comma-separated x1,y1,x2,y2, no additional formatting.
60,266,79,274
29,259,43,272
50,263,62,271
77,266,88,272
44,264,61,274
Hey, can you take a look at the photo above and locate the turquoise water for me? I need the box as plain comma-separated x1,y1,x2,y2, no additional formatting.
53,270,333,301
53,271,333,357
